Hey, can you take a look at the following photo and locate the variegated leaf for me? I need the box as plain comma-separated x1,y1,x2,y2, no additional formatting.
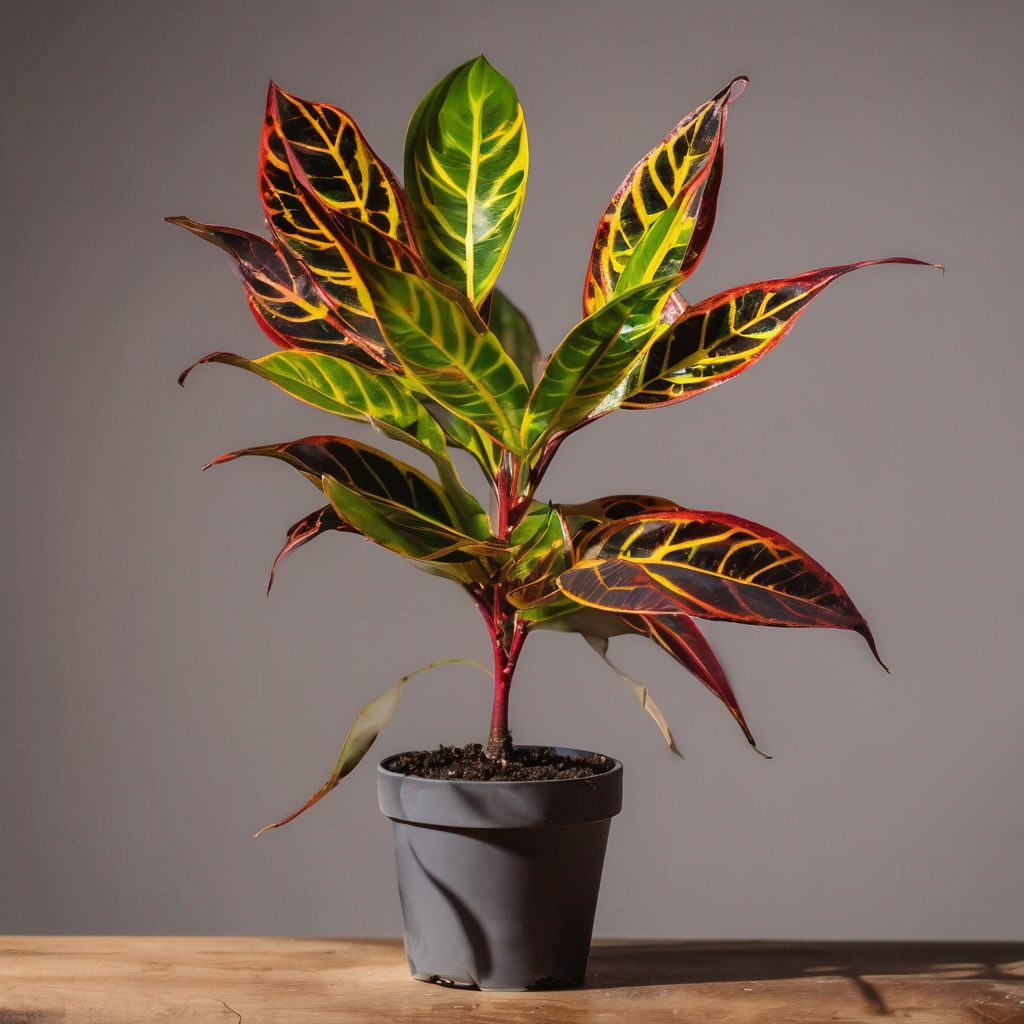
344,250,530,451
204,435,491,546
260,85,398,355
404,56,529,305
267,504,353,594
268,84,414,243
523,276,682,450
623,258,940,409
621,613,762,751
178,349,448,456
583,78,745,316
558,510,885,665
165,216,386,368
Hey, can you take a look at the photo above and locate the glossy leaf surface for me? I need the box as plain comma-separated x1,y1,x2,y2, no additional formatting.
267,504,352,594
404,57,528,305
178,350,447,455
487,289,541,388
165,216,382,366
558,510,884,664
268,84,414,243
253,659,488,837
347,251,529,450
621,612,761,750
583,78,744,316
205,435,489,544
523,276,682,449
624,258,938,409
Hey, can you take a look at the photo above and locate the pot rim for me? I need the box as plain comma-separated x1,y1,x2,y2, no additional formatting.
377,744,622,786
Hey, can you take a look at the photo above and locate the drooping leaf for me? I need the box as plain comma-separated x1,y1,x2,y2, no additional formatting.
267,504,353,594
623,258,941,409
404,56,529,305
583,78,745,317
178,349,448,456
164,216,386,368
204,435,490,544
343,250,529,450
487,289,541,387
320,474,492,573
253,658,490,837
620,612,764,752
523,276,682,449
556,510,886,666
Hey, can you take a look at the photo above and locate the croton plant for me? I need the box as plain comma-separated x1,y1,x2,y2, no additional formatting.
170,57,936,835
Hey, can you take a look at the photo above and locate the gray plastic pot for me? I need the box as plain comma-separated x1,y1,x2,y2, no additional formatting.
377,746,623,991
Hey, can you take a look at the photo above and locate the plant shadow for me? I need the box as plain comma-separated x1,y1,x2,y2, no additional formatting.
584,939,1024,1012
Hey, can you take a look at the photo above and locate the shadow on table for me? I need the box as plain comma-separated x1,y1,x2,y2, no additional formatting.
585,940,1024,1011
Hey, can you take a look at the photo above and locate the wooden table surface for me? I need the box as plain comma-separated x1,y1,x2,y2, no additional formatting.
2,936,1022,1023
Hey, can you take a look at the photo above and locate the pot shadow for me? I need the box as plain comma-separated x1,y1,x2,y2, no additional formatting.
585,940,1024,1013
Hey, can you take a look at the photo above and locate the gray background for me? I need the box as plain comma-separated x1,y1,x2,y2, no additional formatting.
3,0,1021,939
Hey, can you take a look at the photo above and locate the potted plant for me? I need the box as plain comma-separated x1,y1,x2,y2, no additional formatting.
168,56,936,991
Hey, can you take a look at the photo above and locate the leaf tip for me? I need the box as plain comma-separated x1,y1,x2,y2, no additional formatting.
751,743,773,760
726,76,749,103
932,262,946,277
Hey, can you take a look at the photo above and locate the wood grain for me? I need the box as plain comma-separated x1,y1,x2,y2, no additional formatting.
1,937,1022,1023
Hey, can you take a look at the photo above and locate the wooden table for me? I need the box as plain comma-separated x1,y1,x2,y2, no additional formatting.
2,936,1022,1023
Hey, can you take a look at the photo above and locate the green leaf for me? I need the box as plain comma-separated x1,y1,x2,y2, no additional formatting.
343,250,529,450
204,435,488,547
522,276,682,449
405,56,529,305
487,289,541,387
321,474,495,573
178,349,448,456
253,658,490,837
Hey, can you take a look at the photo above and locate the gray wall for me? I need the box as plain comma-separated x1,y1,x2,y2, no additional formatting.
3,0,1021,939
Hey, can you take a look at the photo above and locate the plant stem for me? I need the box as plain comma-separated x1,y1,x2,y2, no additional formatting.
480,454,527,761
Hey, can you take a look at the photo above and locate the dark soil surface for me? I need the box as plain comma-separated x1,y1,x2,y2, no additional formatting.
382,743,614,781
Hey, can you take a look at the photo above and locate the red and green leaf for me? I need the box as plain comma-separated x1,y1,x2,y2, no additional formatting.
557,509,886,665
523,276,682,450
268,84,415,244
267,504,353,594
583,77,745,317
164,216,387,368
204,435,490,549
621,612,761,750
623,258,939,409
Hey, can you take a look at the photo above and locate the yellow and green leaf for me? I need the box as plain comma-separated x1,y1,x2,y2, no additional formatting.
344,249,530,451
165,216,387,368
178,349,447,455
557,509,886,665
523,275,682,450
624,258,939,409
404,56,528,305
204,435,492,549
583,78,745,316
